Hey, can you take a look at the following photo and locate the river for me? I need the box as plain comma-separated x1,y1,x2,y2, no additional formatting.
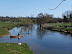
0,24,72,54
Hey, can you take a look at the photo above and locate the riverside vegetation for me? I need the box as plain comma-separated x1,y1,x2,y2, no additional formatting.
42,23,72,34
0,43,34,54
0,18,34,37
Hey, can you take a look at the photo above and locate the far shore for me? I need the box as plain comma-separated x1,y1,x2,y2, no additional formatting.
41,23,72,34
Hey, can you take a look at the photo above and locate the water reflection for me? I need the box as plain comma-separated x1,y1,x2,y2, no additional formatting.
10,38,20,40
59,32,72,39
36,28,48,40
20,25,33,33
10,25,33,36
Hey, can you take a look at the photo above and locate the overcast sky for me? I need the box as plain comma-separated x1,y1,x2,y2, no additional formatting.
0,0,72,18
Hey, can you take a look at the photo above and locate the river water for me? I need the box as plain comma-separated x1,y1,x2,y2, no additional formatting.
0,24,72,54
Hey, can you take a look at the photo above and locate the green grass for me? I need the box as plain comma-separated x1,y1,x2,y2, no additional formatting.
0,21,24,29
0,21,33,37
43,23,72,27
63,28,72,31
53,26,61,29
42,23,72,31
0,27,9,36
0,21,18,36
0,43,34,54
0,21,33,30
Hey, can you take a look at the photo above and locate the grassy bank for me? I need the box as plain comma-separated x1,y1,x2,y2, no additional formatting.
0,27,9,36
0,21,33,37
0,21,19,36
42,23,72,31
0,43,34,54
42,23,72,27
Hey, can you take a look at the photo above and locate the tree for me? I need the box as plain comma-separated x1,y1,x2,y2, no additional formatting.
70,13,72,23
62,10,72,23
37,13,56,28
63,15,67,22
